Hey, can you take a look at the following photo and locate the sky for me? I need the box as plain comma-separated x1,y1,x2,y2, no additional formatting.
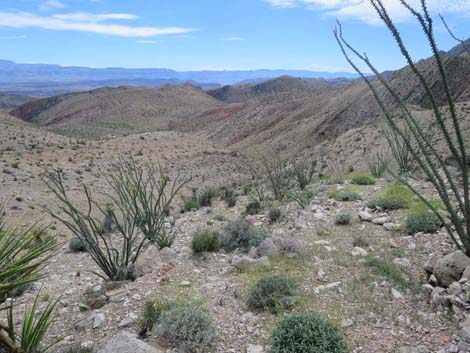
0,0,468,72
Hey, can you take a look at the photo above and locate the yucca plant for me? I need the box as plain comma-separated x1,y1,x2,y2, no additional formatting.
6,292,60,353
335,0,470,255
0,208,58,353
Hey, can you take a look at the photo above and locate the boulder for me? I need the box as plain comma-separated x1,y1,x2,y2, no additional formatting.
97,333,163,353
433,251,470,287
231,256,271,272
358,211,373,222
351,246,368,257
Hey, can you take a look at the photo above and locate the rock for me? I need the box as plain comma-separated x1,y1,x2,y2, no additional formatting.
314,281,341,294
383,223,401,231
257,238,278,257
118,313,137,328
448,281,463,296
97,333,163,353
372,216,392,225
231,256,270,272
246,344,264,353
393,258,411,268
358,211,374,222
460,326,470,343
391,288,403,300
341,318,354,327
93,313,106,329
84,295,109,310
431,287,449,310
433,251,470,287
180,281,191,287
424,257,436,275
74,313,96,331
462,265,470,280
159,247,176,263
351,246,368,257
397,346,430,353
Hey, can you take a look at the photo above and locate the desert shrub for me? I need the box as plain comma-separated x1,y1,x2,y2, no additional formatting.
350,173,376,185
183,198,201,212
334,191,361,202
192,229,221,254
157,306,217,353
406,211,442,235
335,213,352,225
152,225,177,250
367,196,408,210
274,238,305,258
268,207,282,223
198,188,219,207
136,299,173,337
222,188,237,207
245,201,262,215
286,189,315,209
366,152,390,178
247,274,298,314
365,256,408,289
353,236,369,248
68,237,86,253
220,220,267,253
270,313,348,353
293,159,317,190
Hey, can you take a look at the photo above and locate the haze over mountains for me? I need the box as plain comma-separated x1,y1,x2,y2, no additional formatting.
0,59,359,96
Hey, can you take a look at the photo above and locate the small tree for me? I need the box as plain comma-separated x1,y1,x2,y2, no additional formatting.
334,0,470,254
261,155,290,201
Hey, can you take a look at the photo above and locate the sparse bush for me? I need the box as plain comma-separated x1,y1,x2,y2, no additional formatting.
353,236,369,248
366,151,390,178
350,173,376,185
335,213,352,225
192,229,221,254
406,211,442,235
222,189,237,207
157,306,217,353
152,225,177,250
268,207,282,223
367,196,408,210
245,200,262,215
68,237,86,253
183,198,201,212
198,188,219,207
221,220,267,253
270,313,348,353
247,274,298,314
334,190,361,202
293,159,317,190
286,189,315,209
136,299,173,337
365,256,407,289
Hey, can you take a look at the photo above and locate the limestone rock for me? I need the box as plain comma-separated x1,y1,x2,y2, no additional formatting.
433,251,470,287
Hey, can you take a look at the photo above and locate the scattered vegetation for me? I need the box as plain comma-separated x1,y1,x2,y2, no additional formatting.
368,183,412,210
365,256,408,289
68,237,87,253
268,207,282,223
245,200,262,215
183,197,201,212
350,173,376,185
353,236,369,248
191,229,221,254
247,274,298,314
270,313,348,353
406,211,443,235
293,159,317,190
286,189,315,209
335,213,352,225
333,190,361,202
220,219,267,253
261,155,289,201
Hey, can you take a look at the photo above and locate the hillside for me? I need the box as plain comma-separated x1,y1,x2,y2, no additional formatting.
11,84,222,137
0,93,33,108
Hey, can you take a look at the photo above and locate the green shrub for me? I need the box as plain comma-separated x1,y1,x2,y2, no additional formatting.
68,237,87,253
350,173,376,185
192,229,221,254
157,306,217,353
268,207,282,223
198,188,219,207
136,299,173,337
183,198,201,212
222,189,237,207
367,196,408,210
366,152,389,178
406,211,442,235
221,220,267,253
247,275,298,314
364,256,408,289
245,201,262,215
270,313,348,353
334,191,361,202
335,213,352,225
353,236,369,248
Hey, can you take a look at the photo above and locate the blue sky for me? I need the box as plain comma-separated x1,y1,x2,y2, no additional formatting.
0,0,468,72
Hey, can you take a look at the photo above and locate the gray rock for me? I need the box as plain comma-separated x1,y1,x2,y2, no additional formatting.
257,238,278,257
93,313,106,329
391,288,403,300
97,333,163,353
397,346,430,353
433,251,470,287
351,246,368,257
231,256,270,272
393,258,411,268
358,211,373,222
383,223,401,231
462,265,470,280
118,314,137,328
424,257,436,275
372,216,392,225
159,247,176,263
460,326,470,343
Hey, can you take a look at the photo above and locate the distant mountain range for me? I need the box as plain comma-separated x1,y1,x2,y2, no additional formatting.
0,59,359,96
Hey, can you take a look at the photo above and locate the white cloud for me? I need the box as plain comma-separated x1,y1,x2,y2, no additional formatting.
0,11,196,37
265,0,470,24
220,37,245,41
39,0,67,11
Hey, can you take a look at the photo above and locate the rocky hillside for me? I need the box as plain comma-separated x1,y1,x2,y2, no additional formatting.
10,84,222,137
0,93,33,109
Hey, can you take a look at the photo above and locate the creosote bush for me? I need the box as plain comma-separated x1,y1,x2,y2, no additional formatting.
406,211,442,235
350,173,376,185
270,313,348,353
191,229,221,254
221,219,267,253
247,274,298,314
334,190,361,202
335,213,352,225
